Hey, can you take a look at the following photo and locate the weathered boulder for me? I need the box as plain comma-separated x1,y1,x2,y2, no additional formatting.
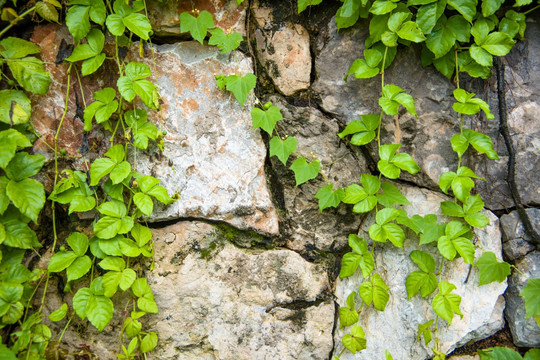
505,251,540,347
146,0,246,38
333,185,506,359
268,97,368,252
254,23,311,95
146,221,334,359
130,41,278,236
500,208,539,261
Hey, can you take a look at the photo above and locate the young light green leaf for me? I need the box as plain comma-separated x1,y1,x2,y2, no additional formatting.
520,278,540,322
447,0,477,22
66,255,92,282
140,332,158,353
66,0,106,42
48,251,78,273
481,32,516,56
290,157,320,186
224,73,257,106
298,0,323,13
396,21,426,42
67,232,89,257
417,320,434,346
432,281,463,324
48,303,68,322
0,90,32,125
475,251,511,285
342,324,367,354
339,292,359,328
345,59,379,80
117,62,158,109
7,57,51,95
340,235,374,278
376,182,409,207
406,270,438,298
209,28,243,53
180,10,214,44
269,136,297,165
315,184,344,211
84,88,118,131
478,347,523,360
251,105,282,135
410,250,436,273
358,273,390,311
0,37,41,59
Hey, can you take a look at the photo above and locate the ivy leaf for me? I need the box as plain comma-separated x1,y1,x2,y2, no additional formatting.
315,184,344,211
396,21,426,42
7,57,51,94
68,232,89,256
36,1,60,23
437,221,475,263
345,59,379,80
65,29,106,76
5,152,45,181
6,179,45,224
339,292,359,328
90,144,129,185
520,278,540,322
123,13,152,40
376,182,409,207
117,62,158,109
136,175,175,205
406,270,438,298
342,325,367,354
269,136,297,165
140,332,158,353
251,105,282,135
84,88,118,131
417,320,434,346
0,130,31,170
180,10,214,44
478,347,523,360
481,32,516,56
451,129,499,160
432,281,463,324
416,0,446,34
410,250,436,273
370,0,398,15
208,28,243,53
453,88,494,119
224,73,257,106
447,0,477,22
338,114,380,145
336,0,362,29
339,235,374,278
475,251,511,285
0,90,32,125
439,166,483,202
49,303,68,322
132,278,158,313
66,255,92,282
66,0,106,42
134,193,153,216
48,251,78,272
298,0,323,13
289,157,320,186
358,273,390,311
0,37,40,59
125,109,159,150
0,208,40,249
378,144,419,179
379,84,417,116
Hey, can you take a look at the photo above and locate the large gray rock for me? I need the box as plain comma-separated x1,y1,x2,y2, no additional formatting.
269,97,368,252
132,42,279,236
147,221,334,360
505,251,540,347
471,21,540,210
500,208,539,261
313,17,459,191
333,185,506,359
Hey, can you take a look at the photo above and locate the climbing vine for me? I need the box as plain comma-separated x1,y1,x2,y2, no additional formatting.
0,0,538,359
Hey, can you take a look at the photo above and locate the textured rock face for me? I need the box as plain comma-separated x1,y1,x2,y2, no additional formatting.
500,208,538,261
147,221,334,360
505,251,540,347
333,185,506,359
269,97,367,252
131,42,278,236
255,24,311,95
147,0,246,37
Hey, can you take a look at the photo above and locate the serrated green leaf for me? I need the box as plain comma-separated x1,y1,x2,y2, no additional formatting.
441,201,465,217
478,347,523,360
475,251,510,285
481,32,515,56
99,256,125,271
432,281,463,324
48,251,78,272
269,136,297,165
123,12,152,40
224,73,257,106
209,28,243,53
5,152,45,181
6,179,45,224
358,273,389,311
0,90,32,125
396,21,426,42
86,295,114,331
134,193,153,216
406,270,438,298
67,232,89,256
346,59,380,80
340,235,374,278
447,0,477,22
339,306,359,328
376,182,409,207
315,184,344,211
180,10,214,44
49,303,68,322
298,0,323,13
342,324,367,354
290,157,320,186
520,278,540,321
417,320,434,346
251,105,282,135
0,37,40,59
140,332,158,353
410,250,436,273
426,16,456,59
89,158,116,186
370,0,398,14
66,255,92,282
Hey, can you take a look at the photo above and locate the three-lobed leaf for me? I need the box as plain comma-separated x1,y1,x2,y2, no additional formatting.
269,136,297,165
251,105,282,135
475,251,511,285
180,11,214,44
290,157,320,186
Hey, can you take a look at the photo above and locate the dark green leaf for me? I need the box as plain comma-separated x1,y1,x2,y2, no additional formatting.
447,0,477,22
520,278,540,321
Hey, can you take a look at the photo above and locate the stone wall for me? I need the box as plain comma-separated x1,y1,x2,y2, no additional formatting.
27,0,539,359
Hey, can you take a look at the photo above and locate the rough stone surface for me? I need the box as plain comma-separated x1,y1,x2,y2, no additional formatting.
500,208,539,261
313,17,459,191
333,185,506,359
255,23,311,95
471,21,540,210
146,221,334,360
130,42,278,236
505,251,540,347
268,97,367,252
147,0,246,37
448,356,480,360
